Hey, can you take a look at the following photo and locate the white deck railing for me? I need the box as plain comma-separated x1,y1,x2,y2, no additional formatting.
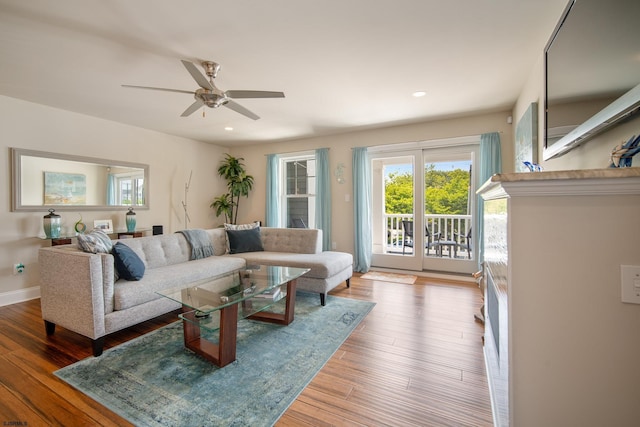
384,213,472,257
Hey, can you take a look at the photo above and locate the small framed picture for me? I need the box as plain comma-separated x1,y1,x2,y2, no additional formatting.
93,219,114,234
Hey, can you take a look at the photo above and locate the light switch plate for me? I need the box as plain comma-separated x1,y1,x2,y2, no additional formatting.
621,265,640,304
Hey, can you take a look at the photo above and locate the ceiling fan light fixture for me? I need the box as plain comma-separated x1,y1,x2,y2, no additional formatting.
123,59,284,119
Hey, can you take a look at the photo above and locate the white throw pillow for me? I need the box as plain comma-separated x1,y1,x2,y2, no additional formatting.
77,229,113,254
223,222,260,230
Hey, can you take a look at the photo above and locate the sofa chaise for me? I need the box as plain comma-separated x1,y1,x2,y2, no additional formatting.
39,227,352,356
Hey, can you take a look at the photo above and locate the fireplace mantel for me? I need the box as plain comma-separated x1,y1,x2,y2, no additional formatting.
478,167,640,426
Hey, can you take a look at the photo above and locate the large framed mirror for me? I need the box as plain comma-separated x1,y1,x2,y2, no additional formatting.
11,148,149,212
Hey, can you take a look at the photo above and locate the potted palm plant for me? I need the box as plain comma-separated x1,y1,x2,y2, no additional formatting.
210,154,254,224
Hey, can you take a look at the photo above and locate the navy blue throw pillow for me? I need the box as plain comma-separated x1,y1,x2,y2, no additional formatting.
112,242,145,281
226,227,264,254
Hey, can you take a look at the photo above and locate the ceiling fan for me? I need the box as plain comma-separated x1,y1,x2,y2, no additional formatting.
122,60,284,120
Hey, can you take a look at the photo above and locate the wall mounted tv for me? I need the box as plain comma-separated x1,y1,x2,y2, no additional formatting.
543,0,640,160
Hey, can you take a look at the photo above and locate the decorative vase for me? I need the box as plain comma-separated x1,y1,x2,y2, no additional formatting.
74,214,86,234
43,209,61,239
126,207,136,232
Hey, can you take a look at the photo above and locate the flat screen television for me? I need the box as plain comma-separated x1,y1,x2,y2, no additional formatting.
543,0,640,160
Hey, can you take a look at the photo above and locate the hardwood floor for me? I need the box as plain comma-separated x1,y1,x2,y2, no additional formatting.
0,274,492,426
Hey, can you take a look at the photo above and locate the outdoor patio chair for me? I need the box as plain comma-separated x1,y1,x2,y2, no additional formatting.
401,220,441,255
454,227,472,259
291,218,307,228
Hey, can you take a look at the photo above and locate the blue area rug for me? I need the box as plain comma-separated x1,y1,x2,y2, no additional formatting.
55,292,375,426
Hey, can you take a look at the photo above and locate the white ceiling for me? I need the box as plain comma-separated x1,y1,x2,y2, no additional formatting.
0,0,568,146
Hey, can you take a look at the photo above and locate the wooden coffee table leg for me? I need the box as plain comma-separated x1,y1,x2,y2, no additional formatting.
248,279,297,325
182,303,239,367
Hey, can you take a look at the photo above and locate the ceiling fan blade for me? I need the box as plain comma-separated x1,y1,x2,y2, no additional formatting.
181,99,204,117
181,60,213,91
225,90,285,99
224,100,260,120
122,85,195,95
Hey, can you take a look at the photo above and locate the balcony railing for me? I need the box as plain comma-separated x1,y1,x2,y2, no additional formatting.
384,213,472,258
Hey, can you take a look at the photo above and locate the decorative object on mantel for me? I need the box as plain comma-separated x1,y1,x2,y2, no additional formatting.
523,161,543,172
74,214,86,234
43,209,61,239
125,207,136,232
211,154,254,225
514,102,538,173
609,135,640,168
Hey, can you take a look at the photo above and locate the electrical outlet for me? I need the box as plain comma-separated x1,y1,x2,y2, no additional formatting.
621,265,640,304
13,263,25,275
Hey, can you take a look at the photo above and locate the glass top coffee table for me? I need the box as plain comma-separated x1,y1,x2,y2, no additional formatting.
157,264,309,367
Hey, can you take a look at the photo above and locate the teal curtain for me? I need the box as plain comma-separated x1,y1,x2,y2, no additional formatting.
477,132,502,268
106,174,116,205
265,154,280,227
315,148,332,251
352,147,372,272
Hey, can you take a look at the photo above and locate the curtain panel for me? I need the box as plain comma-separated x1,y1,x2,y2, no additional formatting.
352,147,372,272
477,132,502,268
265,154,280,227
315,148,332,251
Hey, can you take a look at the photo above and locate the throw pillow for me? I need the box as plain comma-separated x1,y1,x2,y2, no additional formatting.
77,229,113,254
111,242,145,281
226,227,264,254
223,222,260,230
223,222,260,253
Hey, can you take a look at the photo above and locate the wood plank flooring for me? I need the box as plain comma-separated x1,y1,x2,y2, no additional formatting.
0,273,492,426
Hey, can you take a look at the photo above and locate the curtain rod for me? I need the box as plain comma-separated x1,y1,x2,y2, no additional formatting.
357,132,503,153
264,147,330,157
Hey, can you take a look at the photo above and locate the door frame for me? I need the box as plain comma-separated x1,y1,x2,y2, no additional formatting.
369,136,480,274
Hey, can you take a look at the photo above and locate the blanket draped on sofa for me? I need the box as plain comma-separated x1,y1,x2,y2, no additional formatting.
177,229,214,260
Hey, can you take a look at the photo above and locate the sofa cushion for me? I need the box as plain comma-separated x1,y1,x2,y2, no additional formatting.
230,251,352,279
227,228,264,254
117,234,190,269
77,229,113,254
113,256,246,310
112,242,146,281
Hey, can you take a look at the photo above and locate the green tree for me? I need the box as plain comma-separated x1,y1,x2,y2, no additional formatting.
384,165,469,215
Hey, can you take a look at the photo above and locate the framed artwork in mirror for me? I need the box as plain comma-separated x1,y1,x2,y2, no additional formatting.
44,171,87,205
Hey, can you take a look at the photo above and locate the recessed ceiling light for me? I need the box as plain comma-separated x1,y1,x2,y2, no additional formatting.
413,91,427,97
224,127,233,131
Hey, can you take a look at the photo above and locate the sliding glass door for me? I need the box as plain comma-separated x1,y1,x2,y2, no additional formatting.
370,141,479,275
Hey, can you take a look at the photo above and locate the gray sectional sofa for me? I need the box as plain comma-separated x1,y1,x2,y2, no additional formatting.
38,227,352,356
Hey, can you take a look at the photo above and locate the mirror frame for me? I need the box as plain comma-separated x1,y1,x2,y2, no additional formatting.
11,147,150,212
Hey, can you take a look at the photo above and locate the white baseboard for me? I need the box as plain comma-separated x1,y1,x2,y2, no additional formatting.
0,286,41,307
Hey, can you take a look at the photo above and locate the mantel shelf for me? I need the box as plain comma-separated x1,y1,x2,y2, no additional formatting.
478,167,640,199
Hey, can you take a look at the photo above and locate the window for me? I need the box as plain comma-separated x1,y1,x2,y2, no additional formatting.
115,173,144,206
280,154,316,228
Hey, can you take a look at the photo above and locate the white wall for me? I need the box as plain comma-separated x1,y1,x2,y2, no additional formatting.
0,95,229,302
231,111,513,256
